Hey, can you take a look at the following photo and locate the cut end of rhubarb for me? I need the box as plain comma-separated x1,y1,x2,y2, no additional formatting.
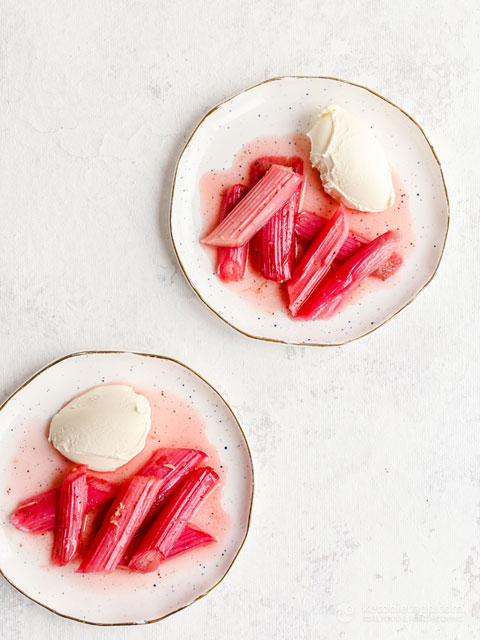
128,549,163,574
167,526,217,559
217,260,247,281
375,252,403,280
216,185,249,282
10,488,58,533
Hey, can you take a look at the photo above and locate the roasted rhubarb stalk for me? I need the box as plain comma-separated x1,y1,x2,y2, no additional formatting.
128,467,219,573
250,156,303,282
77,475,162,574
168,525,216,559
287,205,349,316
120,524,216,566
202,165,303,247
10,476,118,534
10,488,58,534
137,448,207,527
52,465,88,566
255,191,299,281
298,230,400,320
295,211,403,280
216,185,249,281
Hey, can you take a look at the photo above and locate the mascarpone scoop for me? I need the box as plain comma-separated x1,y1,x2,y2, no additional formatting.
48,385,151,472
307,104,395,213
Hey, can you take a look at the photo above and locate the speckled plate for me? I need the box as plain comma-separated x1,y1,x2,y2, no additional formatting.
0,351,253,625
170,76,449,346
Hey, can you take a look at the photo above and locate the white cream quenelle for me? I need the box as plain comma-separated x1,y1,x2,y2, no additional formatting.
48,385,151,472
307,105,395,213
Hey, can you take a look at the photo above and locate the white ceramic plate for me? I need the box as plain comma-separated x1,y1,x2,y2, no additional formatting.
0,351,253,625
171,76,449,346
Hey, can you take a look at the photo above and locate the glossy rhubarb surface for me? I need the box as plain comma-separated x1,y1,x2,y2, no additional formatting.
287,205,349,316
216,185,249,281
202,165,303,247
250,156,303,282
85,477,119,510
137,447,207,527
10,488,58,534
52,465,88,566
295,211,403,280
10,476,118,534
120,524,216,566
128,467,219,573
167,525,216,559
298,230,400,320
77,475,162,574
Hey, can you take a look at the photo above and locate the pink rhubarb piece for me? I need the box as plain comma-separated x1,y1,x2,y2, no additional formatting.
287,205,349,316
202,165,303,247
137,447,207,527
250,156,304,282
216,185,249,281
52,465,88,566
120,524,216,566
298,230,400,320
128,467,219,573
295,211,403,280
10,476,118,534
77,475,162,574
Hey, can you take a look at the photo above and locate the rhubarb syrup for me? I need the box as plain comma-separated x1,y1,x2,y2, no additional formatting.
200,133,415,315
4,387,231,585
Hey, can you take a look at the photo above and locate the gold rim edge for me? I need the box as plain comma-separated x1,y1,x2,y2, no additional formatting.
0,349,255,627
169,75,450,347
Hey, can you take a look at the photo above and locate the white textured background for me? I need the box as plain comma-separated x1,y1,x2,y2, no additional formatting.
0,0,478,638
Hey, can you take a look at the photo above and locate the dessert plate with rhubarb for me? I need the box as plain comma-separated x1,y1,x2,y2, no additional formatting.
171,76,449,345
0,351,253,625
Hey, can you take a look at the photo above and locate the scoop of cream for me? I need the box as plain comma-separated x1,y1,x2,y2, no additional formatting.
307,104,395,213
48,385,151,472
